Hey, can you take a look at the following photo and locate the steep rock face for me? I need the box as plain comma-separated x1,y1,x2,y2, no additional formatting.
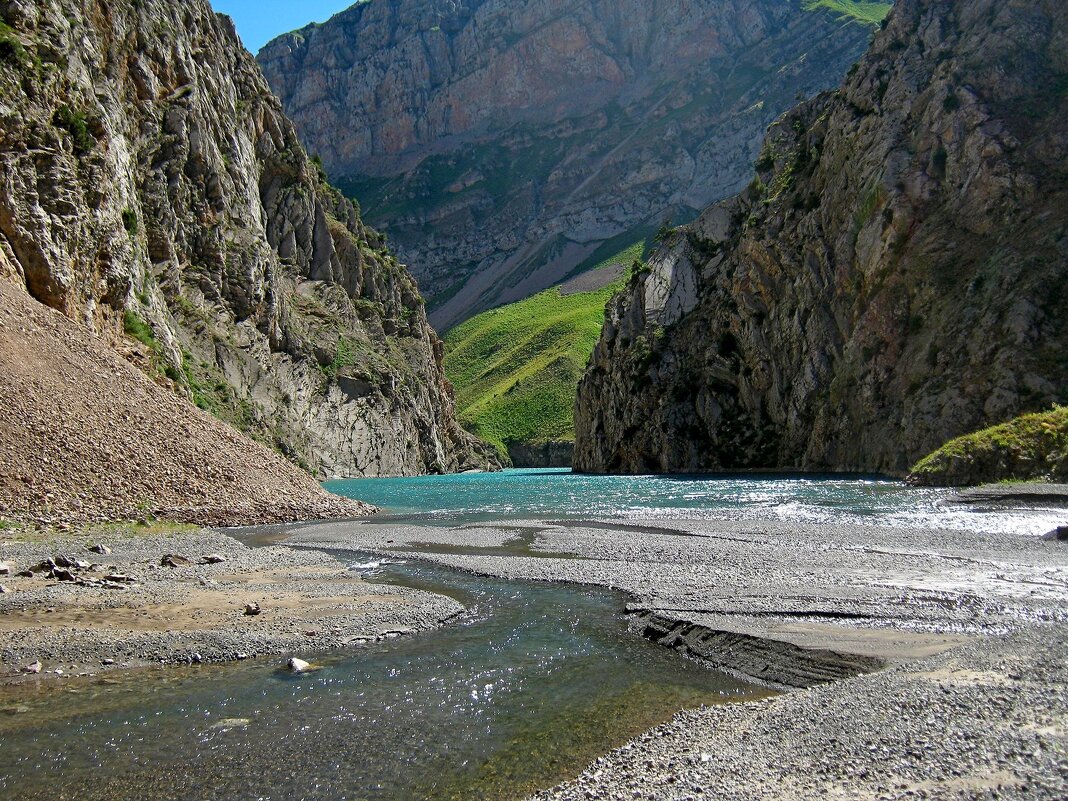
575,0,1068,475
258,0,876,329
506,441,574,469
0,0,498,478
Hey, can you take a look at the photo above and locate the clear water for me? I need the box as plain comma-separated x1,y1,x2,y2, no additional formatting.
0,556,767,801
325,468,1064,535
3,471,1057,800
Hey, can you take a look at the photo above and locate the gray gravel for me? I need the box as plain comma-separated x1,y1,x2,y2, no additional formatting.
288,515,1068,800
0,527,462,680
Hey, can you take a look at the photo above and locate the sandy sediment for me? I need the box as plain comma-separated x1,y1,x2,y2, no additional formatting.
287,515,1068,800
0,527,461,681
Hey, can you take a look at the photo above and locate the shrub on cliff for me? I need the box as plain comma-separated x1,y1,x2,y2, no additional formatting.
908,406,1068,487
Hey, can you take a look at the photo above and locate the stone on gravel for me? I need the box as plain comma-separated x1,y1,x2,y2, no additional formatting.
87,544,111,555
160,554,192,567
23,660,41,674
0,562,9,575
243,602,261,616
0,584,9,593
201,554,226,564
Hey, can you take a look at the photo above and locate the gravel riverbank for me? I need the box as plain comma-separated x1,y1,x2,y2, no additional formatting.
0,526,461,681
287,515,1068,800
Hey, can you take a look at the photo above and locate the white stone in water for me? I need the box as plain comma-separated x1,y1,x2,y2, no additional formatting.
287,657,313,673
210,717,251,730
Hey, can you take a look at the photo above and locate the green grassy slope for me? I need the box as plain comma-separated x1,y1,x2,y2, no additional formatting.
803,1,892,25
443,241,647,457
908,406,1068,486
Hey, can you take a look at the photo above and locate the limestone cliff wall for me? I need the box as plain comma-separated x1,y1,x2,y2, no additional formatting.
0,0,499,478
574,0,1068,475
258,0,876,329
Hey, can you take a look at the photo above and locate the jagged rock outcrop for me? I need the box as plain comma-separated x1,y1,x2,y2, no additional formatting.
0,0,499,479
575,0,1068,475
258,0,877,330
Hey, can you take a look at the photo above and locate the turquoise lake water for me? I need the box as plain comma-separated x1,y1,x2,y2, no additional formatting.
325,468,1062,535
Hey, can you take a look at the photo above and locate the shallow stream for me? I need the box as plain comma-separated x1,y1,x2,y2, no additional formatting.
0,553,767,800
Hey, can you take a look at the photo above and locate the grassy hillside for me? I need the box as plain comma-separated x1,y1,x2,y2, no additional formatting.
444,241,647,458
803,1,892,25
908,406,1068,486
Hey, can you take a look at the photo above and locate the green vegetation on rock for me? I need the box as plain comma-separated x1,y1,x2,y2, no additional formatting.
803,1,892,25
444,242,646,458
908,406,1068,487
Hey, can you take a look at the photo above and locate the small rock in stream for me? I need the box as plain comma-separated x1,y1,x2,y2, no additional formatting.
285,657,317,674
210,718,251,730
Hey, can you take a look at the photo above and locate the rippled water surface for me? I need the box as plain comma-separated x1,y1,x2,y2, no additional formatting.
0,557,767,801
326,469,1063,535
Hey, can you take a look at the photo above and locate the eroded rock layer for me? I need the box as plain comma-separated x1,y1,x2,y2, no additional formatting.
575,0,1068,475
259,0,876,329
0,0,498,479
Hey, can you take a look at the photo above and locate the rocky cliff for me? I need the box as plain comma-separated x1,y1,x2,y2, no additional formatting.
0,0,498,479
574,0,1068,475
258,0,879,330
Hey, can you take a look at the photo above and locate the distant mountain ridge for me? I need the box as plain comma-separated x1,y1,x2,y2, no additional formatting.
258,0,881,329
574,0,1068,475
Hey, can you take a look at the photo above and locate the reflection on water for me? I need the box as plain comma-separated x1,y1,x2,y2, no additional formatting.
326,469,1063,535
0,557,768,801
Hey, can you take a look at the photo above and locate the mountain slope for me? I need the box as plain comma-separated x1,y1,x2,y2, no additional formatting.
0,0,498,482
574,0,1068,475
0,280,370,526
258,0,880,329
443,241,644,464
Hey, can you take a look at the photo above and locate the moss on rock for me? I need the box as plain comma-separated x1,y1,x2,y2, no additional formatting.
908,407,1068,487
